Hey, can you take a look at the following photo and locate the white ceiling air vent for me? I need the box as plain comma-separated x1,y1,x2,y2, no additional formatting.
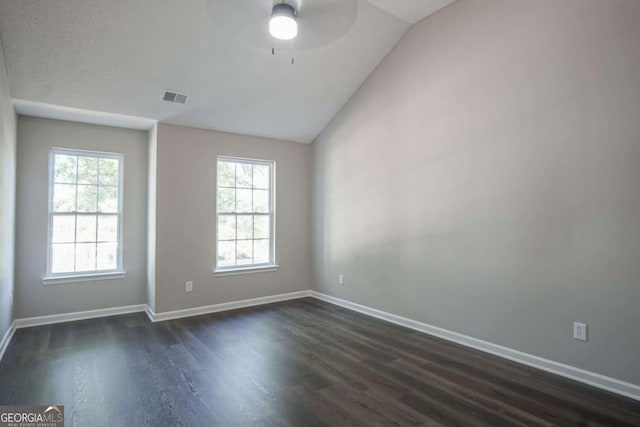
163,91,189,105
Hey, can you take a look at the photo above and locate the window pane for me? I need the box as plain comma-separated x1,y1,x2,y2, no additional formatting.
54,155,77,183
218,241,236,267
51,243,75,273
218,215,235,240
236,240,253,265
236,189,252,213
78,157,98,184
236,163,252,188
217,188,235,212
98,215,118,242
98,186,118,212
237,215,253,239
49,151,124,275
216,158,274,270
75,243,96,271
253,190,269,213
218,161,235,187
253,165,269,189
77,215,97,242
99,158,119,185
53,184,76,212
254,239,270,264
52,215,75,243
97,242,117,270
77,185,97,212
254,215,270,239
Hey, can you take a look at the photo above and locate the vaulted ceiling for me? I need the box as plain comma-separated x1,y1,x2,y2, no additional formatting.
0,0,453,142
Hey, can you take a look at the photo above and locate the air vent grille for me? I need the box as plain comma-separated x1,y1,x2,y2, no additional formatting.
163,91,189,104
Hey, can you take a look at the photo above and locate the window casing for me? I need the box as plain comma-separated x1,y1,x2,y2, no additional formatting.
47,148,124,278
216,157,275,271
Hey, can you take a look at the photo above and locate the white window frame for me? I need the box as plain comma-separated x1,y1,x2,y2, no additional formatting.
44,148,125,284
214,156,277,275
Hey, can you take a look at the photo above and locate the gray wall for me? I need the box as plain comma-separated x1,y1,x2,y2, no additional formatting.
0,37,16,337
153,124,311,313
15,117,148,317
312,0,640,385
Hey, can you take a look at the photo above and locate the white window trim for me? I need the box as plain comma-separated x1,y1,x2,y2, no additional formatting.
214,156,277,273
212,265,279,277
42,271,127,286
43,148,126,283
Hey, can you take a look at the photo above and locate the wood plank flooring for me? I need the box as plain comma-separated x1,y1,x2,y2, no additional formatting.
1,298,639,426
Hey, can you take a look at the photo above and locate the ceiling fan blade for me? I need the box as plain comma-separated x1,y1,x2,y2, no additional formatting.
202,0,358,50
296,0,358,49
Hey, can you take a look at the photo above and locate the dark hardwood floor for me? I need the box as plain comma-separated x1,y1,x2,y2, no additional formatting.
1,298,639,426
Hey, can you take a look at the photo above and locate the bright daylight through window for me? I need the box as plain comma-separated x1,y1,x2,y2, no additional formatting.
216,157,275,271
47,149,123,277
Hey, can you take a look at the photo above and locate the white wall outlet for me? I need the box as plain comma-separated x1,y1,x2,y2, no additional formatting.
338,274,344,285
573,322,587,341
185,281,194,292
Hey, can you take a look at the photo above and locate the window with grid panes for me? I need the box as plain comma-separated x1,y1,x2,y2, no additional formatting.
216,157,275,270
47,149,123,276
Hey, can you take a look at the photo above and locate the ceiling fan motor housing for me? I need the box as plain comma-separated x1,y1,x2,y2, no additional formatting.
272,3,296,19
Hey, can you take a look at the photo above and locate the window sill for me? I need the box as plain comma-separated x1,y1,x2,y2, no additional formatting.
42,271,127,285
213,265,279,277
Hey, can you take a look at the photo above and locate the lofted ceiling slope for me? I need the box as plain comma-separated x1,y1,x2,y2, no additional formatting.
0,0,452,142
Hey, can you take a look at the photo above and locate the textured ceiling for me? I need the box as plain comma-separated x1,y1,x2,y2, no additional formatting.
0,0,452,142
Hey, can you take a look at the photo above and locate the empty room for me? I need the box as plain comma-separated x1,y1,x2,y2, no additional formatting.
0,0,639,425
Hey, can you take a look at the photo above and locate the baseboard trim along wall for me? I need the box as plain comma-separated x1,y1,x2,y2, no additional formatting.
0,323,16,363
3,290,639,402
146,290,312,322
13,304,148,329
309,291,640,402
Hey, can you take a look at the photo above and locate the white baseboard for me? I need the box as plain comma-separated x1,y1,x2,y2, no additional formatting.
13,304,147,329
148,290,312,322
309,291,640,402
0,322,16,363
4,290,638,402
144,304,155,323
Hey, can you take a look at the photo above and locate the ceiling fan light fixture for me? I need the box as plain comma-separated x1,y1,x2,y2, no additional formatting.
269,3,297,40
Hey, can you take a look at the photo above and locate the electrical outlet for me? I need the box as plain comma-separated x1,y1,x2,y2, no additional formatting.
338,274,344,285
573,322,587,341
185,281,193,292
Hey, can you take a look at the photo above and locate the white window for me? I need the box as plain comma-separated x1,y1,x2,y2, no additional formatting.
47,149,124,278
216,157,275,271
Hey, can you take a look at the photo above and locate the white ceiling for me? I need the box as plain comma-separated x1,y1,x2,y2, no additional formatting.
368,0,455,23
0,0,452,143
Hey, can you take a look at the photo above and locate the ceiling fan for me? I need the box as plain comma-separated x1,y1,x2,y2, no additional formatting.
269,3,298,41
204,0,359,63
